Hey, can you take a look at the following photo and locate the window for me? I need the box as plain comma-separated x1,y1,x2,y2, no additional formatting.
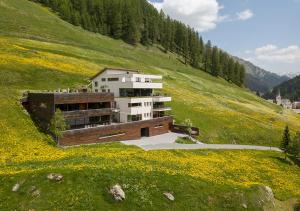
136,77,141,82
95,89,98,93
108,89,110,93
145,78,151,83
144,102,146,107
94,81,98,87
127,114,142,122
108,78,119,82
128,103,142,107
101,78,106,82
102,89,106,93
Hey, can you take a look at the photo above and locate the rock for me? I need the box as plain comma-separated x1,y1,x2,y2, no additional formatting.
12,183,20,192
31,189,40,197
163,192,175,201
109,184,125,201
242,203,247,209
47,173,63,182
264,186,275,206
29,186,40,197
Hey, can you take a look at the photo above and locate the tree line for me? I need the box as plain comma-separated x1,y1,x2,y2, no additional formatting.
32,0,245,86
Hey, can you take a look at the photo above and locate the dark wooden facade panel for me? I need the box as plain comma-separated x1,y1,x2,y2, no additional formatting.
27,93,55,129
54,93,114,104
59,116,173,146
62,108,113,120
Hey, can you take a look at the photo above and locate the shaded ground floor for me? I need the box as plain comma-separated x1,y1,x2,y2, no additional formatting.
59,116,173,146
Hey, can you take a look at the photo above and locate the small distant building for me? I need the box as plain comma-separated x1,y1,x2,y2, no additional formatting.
292,102,300,109
275,90,292,109
281,99,293,109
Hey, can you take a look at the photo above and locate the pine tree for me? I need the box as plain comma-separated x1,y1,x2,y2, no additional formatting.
211,46,220,76
227,57,235,82
281,125,291,160
233,61,240,85
111,3,122,39
239,64,246,86
204,40,212,73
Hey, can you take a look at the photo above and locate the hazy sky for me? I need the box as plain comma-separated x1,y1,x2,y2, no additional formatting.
149,0,300,76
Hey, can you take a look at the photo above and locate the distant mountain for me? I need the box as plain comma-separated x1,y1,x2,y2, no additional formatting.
263,75,300,101
285,72,300,79
234,57,290,94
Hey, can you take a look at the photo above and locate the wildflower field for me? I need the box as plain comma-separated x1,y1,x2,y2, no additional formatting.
0,0,300,210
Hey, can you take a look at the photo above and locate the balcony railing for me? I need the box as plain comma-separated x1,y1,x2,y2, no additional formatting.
62,108,112,119
152,106,172,111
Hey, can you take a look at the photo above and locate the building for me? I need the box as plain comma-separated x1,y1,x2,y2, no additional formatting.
24,68,173,146
26,92,114,130
292,102,300,109
275,90,292,109
292,102,300,114
90,68,172,123
281,99,293,109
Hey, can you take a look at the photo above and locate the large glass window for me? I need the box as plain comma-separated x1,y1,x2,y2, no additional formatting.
127,114,142,122
128,103,141,107
119,89,153,97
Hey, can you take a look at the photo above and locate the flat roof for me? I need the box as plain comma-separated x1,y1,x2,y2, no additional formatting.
90,67,139,80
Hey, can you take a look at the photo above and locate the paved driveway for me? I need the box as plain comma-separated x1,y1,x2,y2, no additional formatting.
121,132,281,152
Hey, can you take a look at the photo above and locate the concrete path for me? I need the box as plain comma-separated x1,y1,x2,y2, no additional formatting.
121,132,281,152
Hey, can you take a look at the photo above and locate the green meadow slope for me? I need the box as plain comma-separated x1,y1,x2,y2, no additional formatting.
0,0,300,210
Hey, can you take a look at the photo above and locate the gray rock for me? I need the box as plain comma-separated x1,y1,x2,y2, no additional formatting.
109,184,125,201
31,189,40,197
47,173,63,182
12,183,20,192
163,192,175,201
264,186,275,206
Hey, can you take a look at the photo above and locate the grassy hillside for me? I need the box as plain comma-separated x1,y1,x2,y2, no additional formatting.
0,0,300,210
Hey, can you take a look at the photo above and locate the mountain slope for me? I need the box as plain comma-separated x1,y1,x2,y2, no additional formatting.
235,57,290,93
0,0,300,210
264,75,300,101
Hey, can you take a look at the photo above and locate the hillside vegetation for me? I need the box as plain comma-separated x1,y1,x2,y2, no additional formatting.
31,0,246,87
0,0,300,210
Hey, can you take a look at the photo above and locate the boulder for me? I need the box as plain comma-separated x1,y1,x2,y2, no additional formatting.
12,183,20,192
109,184,125,201
47,173,63,182
163,192,175,201
29,186,40,197
31,189,40,197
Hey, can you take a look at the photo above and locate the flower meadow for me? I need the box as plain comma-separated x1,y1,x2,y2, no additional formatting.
0,35,300,208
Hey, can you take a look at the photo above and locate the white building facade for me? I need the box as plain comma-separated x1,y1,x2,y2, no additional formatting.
91,68,171,123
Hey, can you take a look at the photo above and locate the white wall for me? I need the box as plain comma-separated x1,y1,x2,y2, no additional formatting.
91,69,170,123
116,97,153,122
91,70,163,96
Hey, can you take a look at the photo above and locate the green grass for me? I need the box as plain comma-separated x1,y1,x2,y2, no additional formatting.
0,0,300,210
175,137,197,144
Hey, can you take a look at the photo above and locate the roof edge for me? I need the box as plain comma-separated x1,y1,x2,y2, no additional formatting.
90,67,139,80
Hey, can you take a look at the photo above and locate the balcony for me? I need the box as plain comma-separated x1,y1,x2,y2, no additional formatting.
62,108,112,119
152,105,172,112
152,95,172,102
